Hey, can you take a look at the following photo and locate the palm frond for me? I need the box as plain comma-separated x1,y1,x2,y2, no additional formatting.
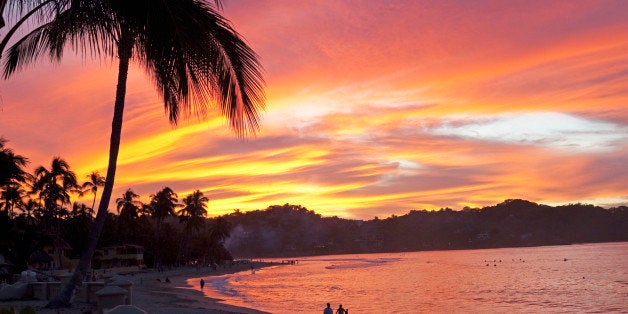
3,0,117,77
135,0,265,136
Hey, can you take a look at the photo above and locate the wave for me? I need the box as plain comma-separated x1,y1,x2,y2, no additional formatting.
210,276,242,297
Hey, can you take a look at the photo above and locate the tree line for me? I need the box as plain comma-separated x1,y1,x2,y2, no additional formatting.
223,201,628,258
0,138,233,275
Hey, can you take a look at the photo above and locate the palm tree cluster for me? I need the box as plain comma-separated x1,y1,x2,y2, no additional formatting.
0,138,233,276
2,0,263,307
1,138,89,225
110,187,232,269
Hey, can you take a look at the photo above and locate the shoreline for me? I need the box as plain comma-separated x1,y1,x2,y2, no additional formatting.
0,262,276,313
132,262,273,314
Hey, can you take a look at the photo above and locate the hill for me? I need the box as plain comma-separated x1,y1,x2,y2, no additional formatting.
222,200,628,257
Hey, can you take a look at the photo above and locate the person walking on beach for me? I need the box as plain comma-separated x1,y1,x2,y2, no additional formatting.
324,303,333,314
336,304,347,314
200,278,205,289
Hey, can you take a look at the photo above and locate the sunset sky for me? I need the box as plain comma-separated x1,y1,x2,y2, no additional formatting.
1,0,627,219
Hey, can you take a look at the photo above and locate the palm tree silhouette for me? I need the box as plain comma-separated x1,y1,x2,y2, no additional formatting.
32,157,78,222
81,171,105,214
70,202,92,220
115,188,141,218
148,186,179,267
2,1,264,306
176,190,208,265
1,184,25,218
18,199,40,226
149,187,179,225
178,190,209,231
115,188,141,242
0,138,30,217
30,157,78,273
0,0,67,56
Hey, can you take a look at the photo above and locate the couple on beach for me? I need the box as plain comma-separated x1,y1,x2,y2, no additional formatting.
324,302,348,314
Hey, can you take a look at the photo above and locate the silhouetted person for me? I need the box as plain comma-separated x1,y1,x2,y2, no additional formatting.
200,278,205,289
324,303,333,314
336,304,347,314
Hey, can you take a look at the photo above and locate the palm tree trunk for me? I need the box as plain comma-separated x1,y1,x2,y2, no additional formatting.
91,192,97,214
46,29,134,308
3,183,8,215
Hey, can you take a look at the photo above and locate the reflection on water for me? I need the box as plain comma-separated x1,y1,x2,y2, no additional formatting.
191,242,627,313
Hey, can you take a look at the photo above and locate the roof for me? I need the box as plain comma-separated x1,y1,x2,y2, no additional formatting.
99,244,144,250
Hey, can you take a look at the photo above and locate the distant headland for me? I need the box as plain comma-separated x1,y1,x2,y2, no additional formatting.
224,200,628,258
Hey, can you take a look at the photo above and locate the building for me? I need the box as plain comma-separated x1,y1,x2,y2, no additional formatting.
27,237,76,275
93,244,145,270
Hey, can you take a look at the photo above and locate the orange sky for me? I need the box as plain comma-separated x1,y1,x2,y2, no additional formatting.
1,0,627,219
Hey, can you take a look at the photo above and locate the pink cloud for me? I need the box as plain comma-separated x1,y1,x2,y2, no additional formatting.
1,0,626,218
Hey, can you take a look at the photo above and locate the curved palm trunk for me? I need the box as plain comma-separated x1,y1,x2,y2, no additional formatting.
47,30,134,308
91,192,97,214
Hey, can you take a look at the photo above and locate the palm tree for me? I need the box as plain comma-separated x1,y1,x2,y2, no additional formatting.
0,137,30,216
3,0,264,307
81,171,105,213
178,190,208,231
176,190,208,265
0,0,69,55
115,188,141,219
149,187,179,224
32,157,78,219
17,198,40,226
30,157,77,272
114,188,141,243
70,202,92,219
0,184,25,218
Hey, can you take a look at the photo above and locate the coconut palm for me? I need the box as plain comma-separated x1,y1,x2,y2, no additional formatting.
0,184,25,217
31,157,78,218
148,186,179,267
114,188,141,243
149,187,179,224
70,202,92,219
176,190,208,265
81,171,105,213
0,0,69,55
115,188,141,219
17,198,39,226
178,190,209,231
2,0,263,307
0,138,30,216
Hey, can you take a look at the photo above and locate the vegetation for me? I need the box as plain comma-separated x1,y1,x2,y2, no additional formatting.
2,139,627,271
224,201,627,257
0,138,233,279
2,0,264,307
2,138,628,266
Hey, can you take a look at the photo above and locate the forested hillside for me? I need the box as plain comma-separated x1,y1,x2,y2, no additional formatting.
223,200,628,258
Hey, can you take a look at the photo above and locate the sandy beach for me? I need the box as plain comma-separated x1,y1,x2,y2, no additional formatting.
0,262,274,313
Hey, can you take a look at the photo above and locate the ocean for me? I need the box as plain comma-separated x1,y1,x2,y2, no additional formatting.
189,242,627,313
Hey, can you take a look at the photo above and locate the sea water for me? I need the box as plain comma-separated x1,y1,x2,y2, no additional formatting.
191,242,627,313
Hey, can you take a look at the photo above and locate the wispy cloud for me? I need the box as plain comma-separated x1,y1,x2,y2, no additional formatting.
428,112,628,153
1,0,627,218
